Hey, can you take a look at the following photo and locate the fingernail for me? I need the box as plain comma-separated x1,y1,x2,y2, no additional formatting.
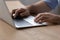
38,20,42,23
13,14,15,16
13,14,16,18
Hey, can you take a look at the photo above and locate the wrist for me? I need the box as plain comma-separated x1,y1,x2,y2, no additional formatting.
55,15,60,24
27,5,36,14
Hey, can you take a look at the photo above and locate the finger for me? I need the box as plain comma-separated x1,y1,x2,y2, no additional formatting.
35,13,44,22
35,16,48,23
11,13,15,18
38,20,42,23
40,17,49,22
11,9,18,18
35,15,43,23
36,18,47,23
14,8,26,17
20,13,25,17
13,9,20,18
35,16,40,22
13,8,26,18
19,8,26,13
20,12,30,17
11,9,17,17
12,9,17,14
35,14,41,20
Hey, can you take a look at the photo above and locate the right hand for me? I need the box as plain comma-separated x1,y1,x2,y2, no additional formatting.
11,8,30,19
34,13,60,24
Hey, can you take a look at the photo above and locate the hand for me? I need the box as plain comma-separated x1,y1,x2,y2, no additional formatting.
11,8,30,19
34,12,60,24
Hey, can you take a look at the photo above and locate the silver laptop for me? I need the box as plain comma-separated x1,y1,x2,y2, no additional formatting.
0,0,48,28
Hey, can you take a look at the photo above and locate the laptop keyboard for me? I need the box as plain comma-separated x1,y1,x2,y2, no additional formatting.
13,16,48,28
24,16,48,25
13,19,32,27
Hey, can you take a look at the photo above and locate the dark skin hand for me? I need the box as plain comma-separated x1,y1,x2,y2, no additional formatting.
11,1,51,19
11,9,60,24
34,12,60,24
11,8,30,19
11,1,60,24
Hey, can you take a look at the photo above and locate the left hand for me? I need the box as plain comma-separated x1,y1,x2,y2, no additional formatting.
11,8,30,19
34,12,60,24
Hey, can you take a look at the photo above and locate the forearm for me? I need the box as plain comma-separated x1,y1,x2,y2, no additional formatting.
56,15,60,24
52,14,60,24
27,1,51,14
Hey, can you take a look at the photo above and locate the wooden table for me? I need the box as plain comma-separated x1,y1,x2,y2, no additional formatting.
0,1,60,40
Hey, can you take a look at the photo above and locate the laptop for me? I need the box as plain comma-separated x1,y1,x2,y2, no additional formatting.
0,0,48,28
